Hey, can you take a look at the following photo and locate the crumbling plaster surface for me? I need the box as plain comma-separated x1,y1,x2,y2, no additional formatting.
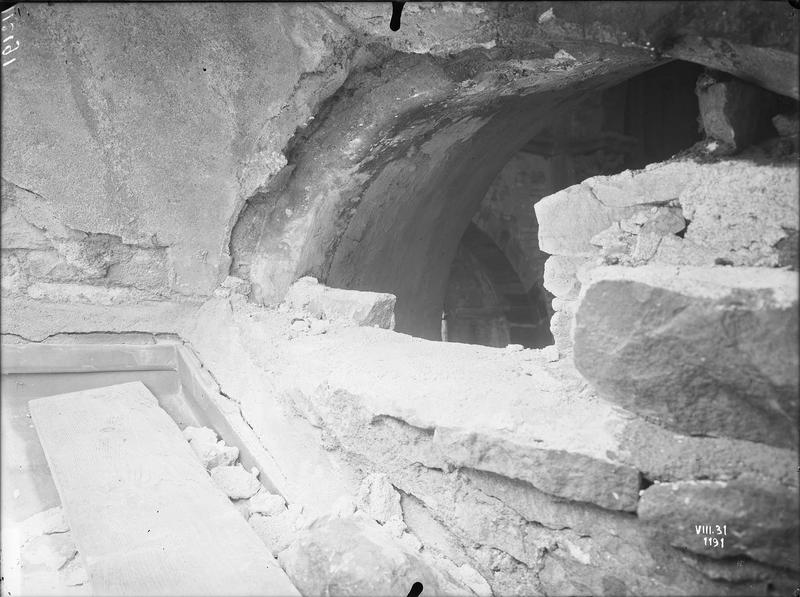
3,2,796,333
2,2,355,297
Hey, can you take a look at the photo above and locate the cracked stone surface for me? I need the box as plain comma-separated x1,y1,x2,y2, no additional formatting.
638,477,799,571
573,265,798,449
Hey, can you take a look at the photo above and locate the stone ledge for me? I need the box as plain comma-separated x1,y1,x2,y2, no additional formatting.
275,327,642,512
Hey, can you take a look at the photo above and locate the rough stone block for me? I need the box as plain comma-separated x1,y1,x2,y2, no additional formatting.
435,428,641,512
106,248,171,292
772,113,799,138
23,250,85,282
1,252,27,296
284,276,396,329
209,465,261,499
677,156,798,268
638,477,799,571
184,426,240,470
535,154,797,268
0,204,52,250
20,532,78,571
248,508,299,557
616,417,798,489
249,491,287,517
355,473,404,525
277,514,441,596
696,74,776,151
573,265,798,448
542,255,585,299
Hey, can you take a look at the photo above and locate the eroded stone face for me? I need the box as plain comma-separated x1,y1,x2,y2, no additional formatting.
536,147,799,356
1,3,354,297
573,265,799,449
638,477,799,572
277,514,442,597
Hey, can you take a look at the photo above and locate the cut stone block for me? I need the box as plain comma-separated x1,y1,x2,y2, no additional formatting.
277,514,441,596
573,265,798,448
638,477,799,571
283,276,396,329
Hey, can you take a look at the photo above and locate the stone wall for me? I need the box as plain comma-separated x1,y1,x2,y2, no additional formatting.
536,137,799,355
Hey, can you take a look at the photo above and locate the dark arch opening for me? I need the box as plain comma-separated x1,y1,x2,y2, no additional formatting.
443,223,553,348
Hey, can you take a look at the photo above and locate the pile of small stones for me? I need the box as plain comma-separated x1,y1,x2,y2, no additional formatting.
182,426,303,556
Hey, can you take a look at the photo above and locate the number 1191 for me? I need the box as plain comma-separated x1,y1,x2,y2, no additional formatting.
704,536,725,548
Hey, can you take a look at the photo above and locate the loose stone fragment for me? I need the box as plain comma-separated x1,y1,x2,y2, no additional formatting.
210,465,261,499
249,491,287,517
278,514,441,596
355,473,403,525
183,426,240,469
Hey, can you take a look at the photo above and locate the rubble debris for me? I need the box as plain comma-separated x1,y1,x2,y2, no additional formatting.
277,514,441,596
210,465,262,500
249,491,288,517
249,506,302,557
183,426,240,470
355,473,404,526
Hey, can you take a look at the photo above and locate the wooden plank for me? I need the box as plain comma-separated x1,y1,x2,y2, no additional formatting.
29,381,300,596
